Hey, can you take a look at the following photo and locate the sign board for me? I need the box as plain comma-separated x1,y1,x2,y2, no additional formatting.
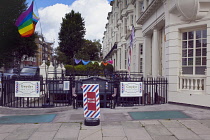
15,81,40,97
120,82,143,97
83,84,100,118
63,81,70,90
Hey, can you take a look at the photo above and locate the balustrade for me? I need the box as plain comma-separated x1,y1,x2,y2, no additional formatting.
179,75,205,91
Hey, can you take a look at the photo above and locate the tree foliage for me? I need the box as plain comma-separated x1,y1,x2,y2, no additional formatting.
0,0,38,68
54,46,68,64
58,10,86,64
75,39,101,61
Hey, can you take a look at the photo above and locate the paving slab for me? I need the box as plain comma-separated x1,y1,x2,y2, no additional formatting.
168,127,202,140
152,135,178,140
81,124,102,130
103,136,128,140
140,120,161,126
78,129,102,140
103,113,131,122
199,135,210,140
198,120,210,128
145,124,172,136
0,133,10,140
36,123,62,132
121,121,142,129
102,128,125,137
54,129,80,139
29,131,56,140
4,127,37,140
101,121,123,129
54,123,80,139
0,125,21,134
124,128,153,140
159,120,185,128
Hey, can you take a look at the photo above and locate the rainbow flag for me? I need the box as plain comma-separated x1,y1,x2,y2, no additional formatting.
15,1,39,37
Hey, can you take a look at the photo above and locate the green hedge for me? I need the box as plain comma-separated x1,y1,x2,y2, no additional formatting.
65,63,113,76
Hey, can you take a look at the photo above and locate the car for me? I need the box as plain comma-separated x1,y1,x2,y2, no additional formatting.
1,68,19,79
20,66,40,77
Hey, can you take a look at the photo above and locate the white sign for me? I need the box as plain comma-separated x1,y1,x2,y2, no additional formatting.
120,82,143,97
63,81,70,90
15,81,40,97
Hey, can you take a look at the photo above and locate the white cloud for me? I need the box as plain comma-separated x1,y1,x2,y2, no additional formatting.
35,0,111,47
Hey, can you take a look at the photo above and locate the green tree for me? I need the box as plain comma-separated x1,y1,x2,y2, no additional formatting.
0,0,38,68
54,46,68,64
75,39,101,61
58,10,86,64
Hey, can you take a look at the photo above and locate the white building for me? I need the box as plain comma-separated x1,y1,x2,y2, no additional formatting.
102,0,210,107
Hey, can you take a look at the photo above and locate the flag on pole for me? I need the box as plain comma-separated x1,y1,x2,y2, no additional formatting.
127,47,132,76
130,26,135,48
128,26,134,78
15,1,39,37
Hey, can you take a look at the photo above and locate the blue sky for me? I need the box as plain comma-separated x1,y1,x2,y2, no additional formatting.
27,0,112,8
25,0,112,47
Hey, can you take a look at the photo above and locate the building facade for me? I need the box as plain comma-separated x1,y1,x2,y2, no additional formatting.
102,0,210,107
21,35,53,67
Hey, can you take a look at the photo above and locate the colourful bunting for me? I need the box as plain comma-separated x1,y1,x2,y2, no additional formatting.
82,60,90,65
107,60,113,64
75,59,81,64
102,62,108,66
74,59,113,66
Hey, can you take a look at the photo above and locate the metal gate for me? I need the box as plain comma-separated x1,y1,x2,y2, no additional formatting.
0,72,168,108
73,75,168,109
0,76,73,108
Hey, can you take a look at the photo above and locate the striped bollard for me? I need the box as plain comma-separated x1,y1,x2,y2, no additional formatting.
82,84,100,126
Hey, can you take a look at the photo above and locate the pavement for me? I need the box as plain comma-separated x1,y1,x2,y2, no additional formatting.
0,103,210,140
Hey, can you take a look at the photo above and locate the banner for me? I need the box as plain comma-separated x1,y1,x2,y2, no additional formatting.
15,81,40,97
83,84,100,118
120,82,142,97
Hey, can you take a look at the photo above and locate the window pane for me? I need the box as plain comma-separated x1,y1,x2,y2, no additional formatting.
196,49,201,56
196,40,201,48
188,40,193,48
202,39,207,47
195,66,206,75
202,48,206,56
188,49,193,57
188,58,193,65
202,57,206,65
182,50,187,57
182,41,187,48
196,30,201,39
182,58,187,65
196,57,201,65
182,67,193,74
188,31,194,39
182,32,187,40
202,30,207,38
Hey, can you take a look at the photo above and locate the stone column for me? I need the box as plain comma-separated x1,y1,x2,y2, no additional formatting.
206,23,210,94
123,17,126,35
152,29,160,77
143,0,147,11
121,44,126,70
117,48,121,71
143,36,152,77
136,1,140,21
